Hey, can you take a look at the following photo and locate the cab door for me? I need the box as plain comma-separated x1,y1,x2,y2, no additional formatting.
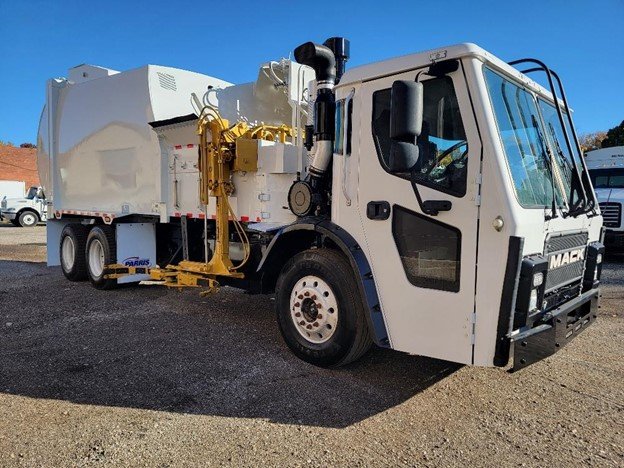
357,62,482,364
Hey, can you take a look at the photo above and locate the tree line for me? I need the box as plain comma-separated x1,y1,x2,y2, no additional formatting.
579,120,624,153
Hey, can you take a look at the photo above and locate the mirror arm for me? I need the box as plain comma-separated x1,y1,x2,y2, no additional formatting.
409,167,452,216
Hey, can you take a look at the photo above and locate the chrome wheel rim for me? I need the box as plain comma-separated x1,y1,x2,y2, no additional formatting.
61,236,75,270
290,275,338,344
22,213,36,226
88,239,105,278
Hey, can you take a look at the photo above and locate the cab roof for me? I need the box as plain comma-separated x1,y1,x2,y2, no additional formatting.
337,42,564,107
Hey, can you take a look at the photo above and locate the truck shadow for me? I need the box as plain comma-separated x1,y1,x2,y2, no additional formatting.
0,262,460,429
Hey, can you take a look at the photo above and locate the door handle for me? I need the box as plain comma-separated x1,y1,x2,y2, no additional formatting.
367,201,391,220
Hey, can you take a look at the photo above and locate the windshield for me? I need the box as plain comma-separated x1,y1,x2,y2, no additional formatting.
25,187,38,199
590,168,624,188
483,68,563,208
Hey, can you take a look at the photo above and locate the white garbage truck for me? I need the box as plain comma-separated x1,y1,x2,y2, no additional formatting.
586,146,624,251
38,39,604,370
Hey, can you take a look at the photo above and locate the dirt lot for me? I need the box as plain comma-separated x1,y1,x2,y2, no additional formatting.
0,222,622,467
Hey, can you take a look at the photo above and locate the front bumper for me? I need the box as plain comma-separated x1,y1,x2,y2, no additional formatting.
0,211,16,221
0,210,16,221
510,288,599,371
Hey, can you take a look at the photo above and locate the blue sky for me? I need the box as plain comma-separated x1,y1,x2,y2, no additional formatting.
0,0,622,144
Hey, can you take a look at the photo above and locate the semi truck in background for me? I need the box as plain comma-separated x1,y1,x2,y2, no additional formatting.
0,184,47,227
38,38,603,371
586,146,624,251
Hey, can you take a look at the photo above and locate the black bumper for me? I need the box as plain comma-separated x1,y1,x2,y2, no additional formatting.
510,288,599,372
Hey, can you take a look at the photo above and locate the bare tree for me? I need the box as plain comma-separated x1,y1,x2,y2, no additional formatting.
579,131,607,153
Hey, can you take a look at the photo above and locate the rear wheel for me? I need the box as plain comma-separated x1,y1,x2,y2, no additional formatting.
275,248,372,367
18,211,39,227
60,224,89,281
85,225,117,290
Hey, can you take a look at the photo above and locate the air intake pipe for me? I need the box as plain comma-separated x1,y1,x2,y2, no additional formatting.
288,37,350,217
294,41,337,177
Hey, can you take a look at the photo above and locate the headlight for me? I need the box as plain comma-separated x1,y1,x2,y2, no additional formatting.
529,289,538,311
532,272,544,288
583,242,605,291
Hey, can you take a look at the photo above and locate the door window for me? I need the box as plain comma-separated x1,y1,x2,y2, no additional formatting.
372,76,469,196
334,99,353,155
392,205,461,292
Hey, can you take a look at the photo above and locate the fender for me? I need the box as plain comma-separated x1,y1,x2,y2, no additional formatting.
258,217,390,348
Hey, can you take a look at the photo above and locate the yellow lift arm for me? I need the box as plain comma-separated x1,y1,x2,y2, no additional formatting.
104,107,294,295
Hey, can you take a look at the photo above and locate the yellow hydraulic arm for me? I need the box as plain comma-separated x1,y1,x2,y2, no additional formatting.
104,107,294,295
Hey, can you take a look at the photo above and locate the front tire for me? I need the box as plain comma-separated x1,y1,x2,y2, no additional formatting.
85,225,117,290
60,224,90,281
275,248,372,367
18,211,39,227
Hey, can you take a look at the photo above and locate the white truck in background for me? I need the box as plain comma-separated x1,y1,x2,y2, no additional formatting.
38,38,603,372
0,185,47,227
586,146,624,251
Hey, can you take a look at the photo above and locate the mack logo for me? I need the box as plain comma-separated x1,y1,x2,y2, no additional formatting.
122,256,151,267
549,249,585,270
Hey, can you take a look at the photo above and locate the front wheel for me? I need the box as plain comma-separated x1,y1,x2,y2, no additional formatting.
18,211,39,227
275,248,372,367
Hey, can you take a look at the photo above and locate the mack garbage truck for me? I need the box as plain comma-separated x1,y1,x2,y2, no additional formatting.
38,38,604,370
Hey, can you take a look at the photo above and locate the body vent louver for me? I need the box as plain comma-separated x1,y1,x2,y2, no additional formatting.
157,72,177,91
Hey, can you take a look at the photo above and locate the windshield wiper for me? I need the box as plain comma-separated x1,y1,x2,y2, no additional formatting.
532,115,558,220
546,122,587,218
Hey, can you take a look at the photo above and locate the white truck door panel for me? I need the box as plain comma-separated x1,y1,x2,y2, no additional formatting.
357,64,481,364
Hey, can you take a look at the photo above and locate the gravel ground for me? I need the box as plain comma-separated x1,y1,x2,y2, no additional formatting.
0,223,622,467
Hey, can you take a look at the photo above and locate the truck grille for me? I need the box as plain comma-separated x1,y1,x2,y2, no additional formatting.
599,202,621,228
544,232,588,294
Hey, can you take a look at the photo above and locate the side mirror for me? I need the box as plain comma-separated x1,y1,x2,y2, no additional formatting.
389,80,423,172
390,80,423,141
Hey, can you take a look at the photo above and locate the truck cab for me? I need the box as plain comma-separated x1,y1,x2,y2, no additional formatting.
325,43,602,368
0,186,47,227
586,146,624,251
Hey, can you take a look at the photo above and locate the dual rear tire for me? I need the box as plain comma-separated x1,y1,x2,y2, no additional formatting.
60,224,117,289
